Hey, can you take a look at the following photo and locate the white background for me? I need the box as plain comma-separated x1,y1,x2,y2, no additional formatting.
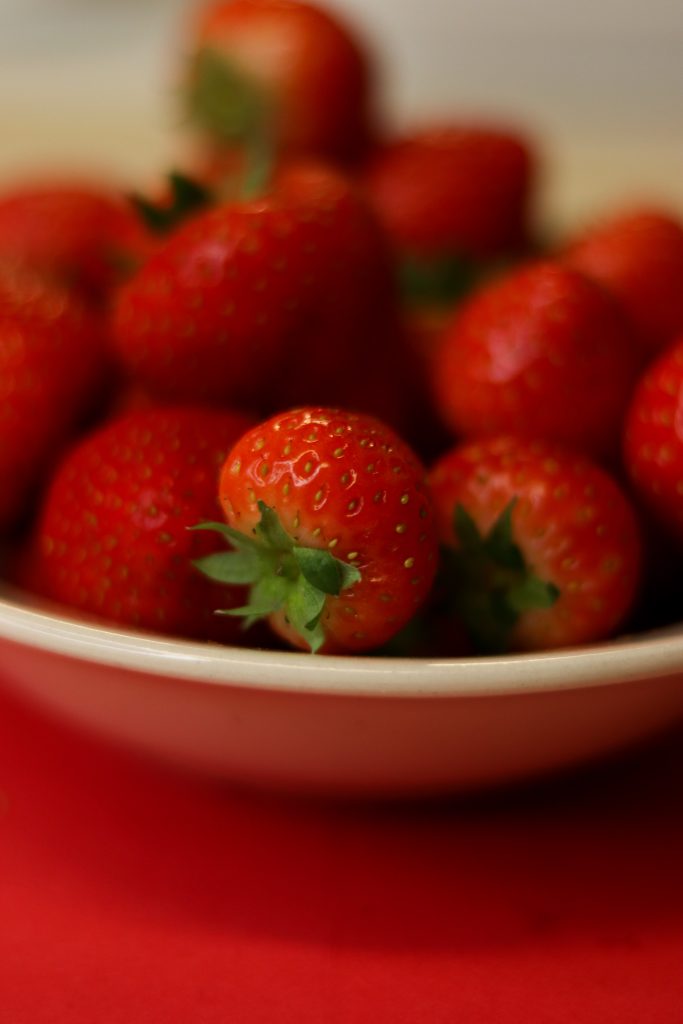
0,0,681,228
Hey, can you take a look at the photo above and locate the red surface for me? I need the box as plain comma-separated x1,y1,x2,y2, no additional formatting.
1,676,682,1022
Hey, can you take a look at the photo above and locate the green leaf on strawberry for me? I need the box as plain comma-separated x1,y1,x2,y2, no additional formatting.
186,49,275,198
130,172,214,236
193,501,361,653
187,48,268,146
449,501,559,653
399,252,478,308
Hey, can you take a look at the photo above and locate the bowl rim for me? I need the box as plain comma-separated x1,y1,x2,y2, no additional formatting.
1,593,682,698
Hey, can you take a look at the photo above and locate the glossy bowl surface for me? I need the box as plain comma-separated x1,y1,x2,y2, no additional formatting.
2,594,683,796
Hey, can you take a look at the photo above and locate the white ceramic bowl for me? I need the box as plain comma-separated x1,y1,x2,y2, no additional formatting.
2,591,683,796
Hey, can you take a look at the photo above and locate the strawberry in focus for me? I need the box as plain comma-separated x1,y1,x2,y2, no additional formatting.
0,263,108,532
195,407,438,652
361,125,536,306
0,181,151,303
30,406,254,641
432,260,643,461
184,0,376,166
428,435,642,652
562,208,683,356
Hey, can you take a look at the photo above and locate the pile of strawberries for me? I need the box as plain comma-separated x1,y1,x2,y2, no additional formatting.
2,0,683,657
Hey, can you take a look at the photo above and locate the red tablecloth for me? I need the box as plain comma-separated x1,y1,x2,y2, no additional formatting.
1,677,682,1023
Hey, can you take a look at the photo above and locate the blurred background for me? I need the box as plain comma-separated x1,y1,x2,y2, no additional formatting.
0,0,681,227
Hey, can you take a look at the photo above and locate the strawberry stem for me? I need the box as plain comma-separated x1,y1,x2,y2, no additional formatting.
191,502,361,653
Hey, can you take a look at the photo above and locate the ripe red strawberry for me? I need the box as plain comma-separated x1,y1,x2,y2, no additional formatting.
623,335,683,544
361,125,536,304
112,174,322,407
184,0,376,165
0,263,107,532
112,161,396,412
562,208,683,355
195,407,438,652
260,163,397,414
0,181,151,303
30,406,254,641
371,306,454,462
428,436,642,652
401,304,452,407
432,260,643,460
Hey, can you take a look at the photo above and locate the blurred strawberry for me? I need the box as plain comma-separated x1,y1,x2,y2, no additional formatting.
623,334,683,545
184,0,377,166
394,305,455,460
361,125,537,306
432,260,643,461
0,181,153,303
562,207,683,356
0,263,108,532
262,162,398,414
112,161,397,417
401,303,451,386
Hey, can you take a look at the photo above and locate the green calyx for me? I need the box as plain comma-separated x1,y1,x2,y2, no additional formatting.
399,252,479,308
399,252,522,308
192,501,361,653
186,48,275,198
130,171,214,235
447,500,559,654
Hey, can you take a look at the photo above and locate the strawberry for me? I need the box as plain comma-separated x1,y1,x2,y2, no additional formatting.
111,161,396,413
428,436,642,652
194,407,438,652
30,406,254,641
112,171,323,407
401,304,452,405
373,306,454,463
257,163,398,415
432,260,643,460
106,381,160,421
184,0,376,166
0,263,107,532
562,208,683,356
361,125,536,305
623,335,683,544
0,181,151,303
